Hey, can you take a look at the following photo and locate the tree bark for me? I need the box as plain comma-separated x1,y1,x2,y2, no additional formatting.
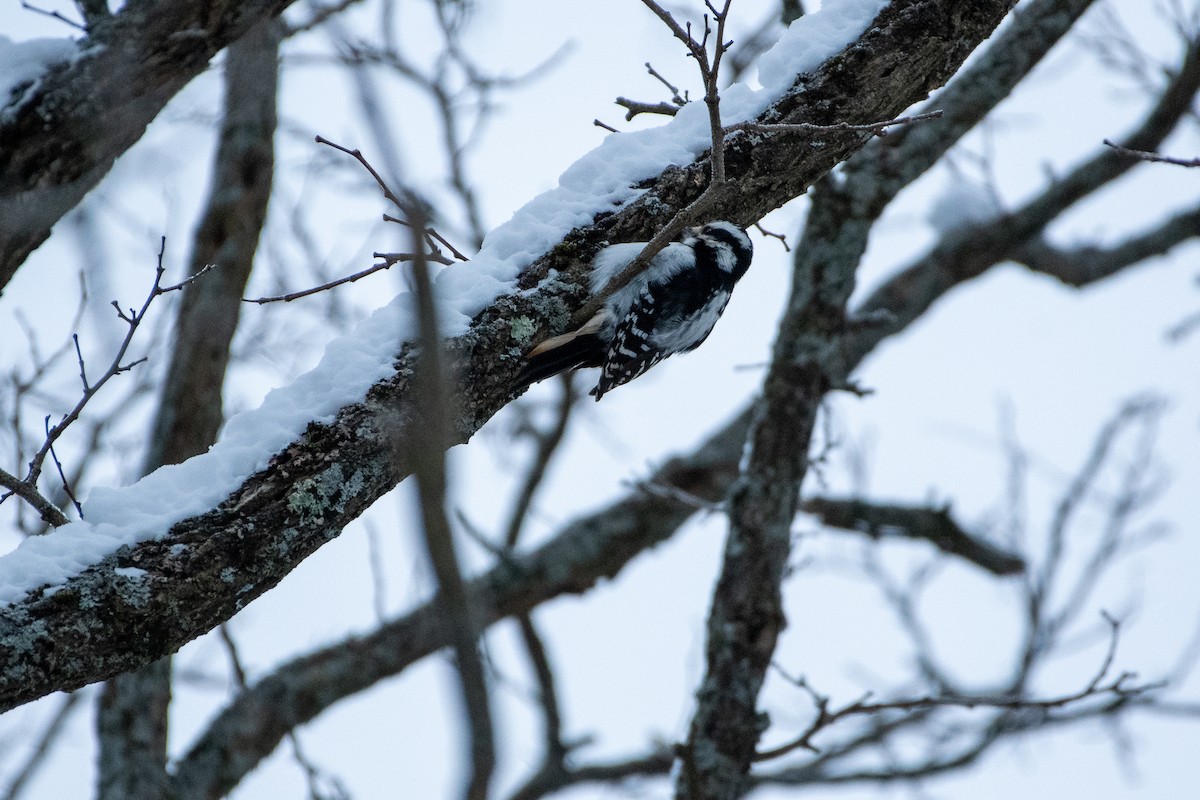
0,0,295,292
0,0,1019,712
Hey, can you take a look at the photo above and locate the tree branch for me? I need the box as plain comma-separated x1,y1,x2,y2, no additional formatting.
0,0,1022,713
0,0,298,290
801,498,1024,576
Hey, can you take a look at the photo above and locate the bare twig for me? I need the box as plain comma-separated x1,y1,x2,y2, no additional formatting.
725,109,944,138
216,624,248,691
1103,137,1200,167
646,61,687,104
282,136,469,304
757,618,1155,761
19,0,85,30
753,222,790,251
517,615,567,763
315,135,411,211
0,467,68,527
615,97,681,120
243,251,452,304
3,240,211,524
614,61,691,120
44,417,82,518
28,243,208,485
803,497,1025,576
503,376,576,549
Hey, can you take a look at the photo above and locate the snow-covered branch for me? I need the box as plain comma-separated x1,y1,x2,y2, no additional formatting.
0,0,1019,713
0,0,298,290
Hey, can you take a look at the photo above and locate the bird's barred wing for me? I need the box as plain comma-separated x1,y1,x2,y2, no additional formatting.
590,288,665,399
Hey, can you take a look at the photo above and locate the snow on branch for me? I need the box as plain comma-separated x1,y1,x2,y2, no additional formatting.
0,0,1020,712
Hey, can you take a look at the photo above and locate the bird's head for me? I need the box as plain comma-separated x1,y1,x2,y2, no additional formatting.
690,221,753,276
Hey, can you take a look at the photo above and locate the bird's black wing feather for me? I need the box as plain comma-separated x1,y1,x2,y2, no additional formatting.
518,333,605,387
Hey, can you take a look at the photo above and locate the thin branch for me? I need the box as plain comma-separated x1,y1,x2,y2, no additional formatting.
3,242,210,525
503,377,576,549
404,202,495,800
315,135,410,212
802,497,1025,576
43,418,82,518
1013,202,1200,287
615,98,681,120
0,467,68,527
756,627,1155,762
646,61,687,104
1103,137,1200,167
725,109,944,138
615,60,690,120
752,222,790,251
516,615,567,763
217,624,248,691
242,251,451,304
18,0,85,30
578,0,736,329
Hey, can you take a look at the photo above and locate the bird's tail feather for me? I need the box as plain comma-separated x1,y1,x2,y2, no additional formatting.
518,333,604,387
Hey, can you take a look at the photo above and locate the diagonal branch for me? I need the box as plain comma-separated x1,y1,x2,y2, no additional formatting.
163,176,1184,800
0,0,299,290
0,0,1020,714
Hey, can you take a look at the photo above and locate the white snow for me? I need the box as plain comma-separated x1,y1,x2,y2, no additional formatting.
114,567,148,580
0,35,78,118
0,0,891,607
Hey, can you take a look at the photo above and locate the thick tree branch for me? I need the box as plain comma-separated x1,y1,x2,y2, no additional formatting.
0,0,297,291
163,213,1177,800
843,34,1200,370
677,2,1179,793
0,0,1020,712
1013,203,1200,286
801,498,1024,576
170,413,750,800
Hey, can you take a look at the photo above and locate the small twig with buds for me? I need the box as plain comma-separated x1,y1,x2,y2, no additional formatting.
646,61,687,106
615,98,681,120
252,136,470,304
18,0,85,30
615,61,690,120
638,0,735,182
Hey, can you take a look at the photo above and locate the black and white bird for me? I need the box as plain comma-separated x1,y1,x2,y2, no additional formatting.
520,221,753,400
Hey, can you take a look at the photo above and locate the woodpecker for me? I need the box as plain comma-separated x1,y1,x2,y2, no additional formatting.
520,221,753,400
